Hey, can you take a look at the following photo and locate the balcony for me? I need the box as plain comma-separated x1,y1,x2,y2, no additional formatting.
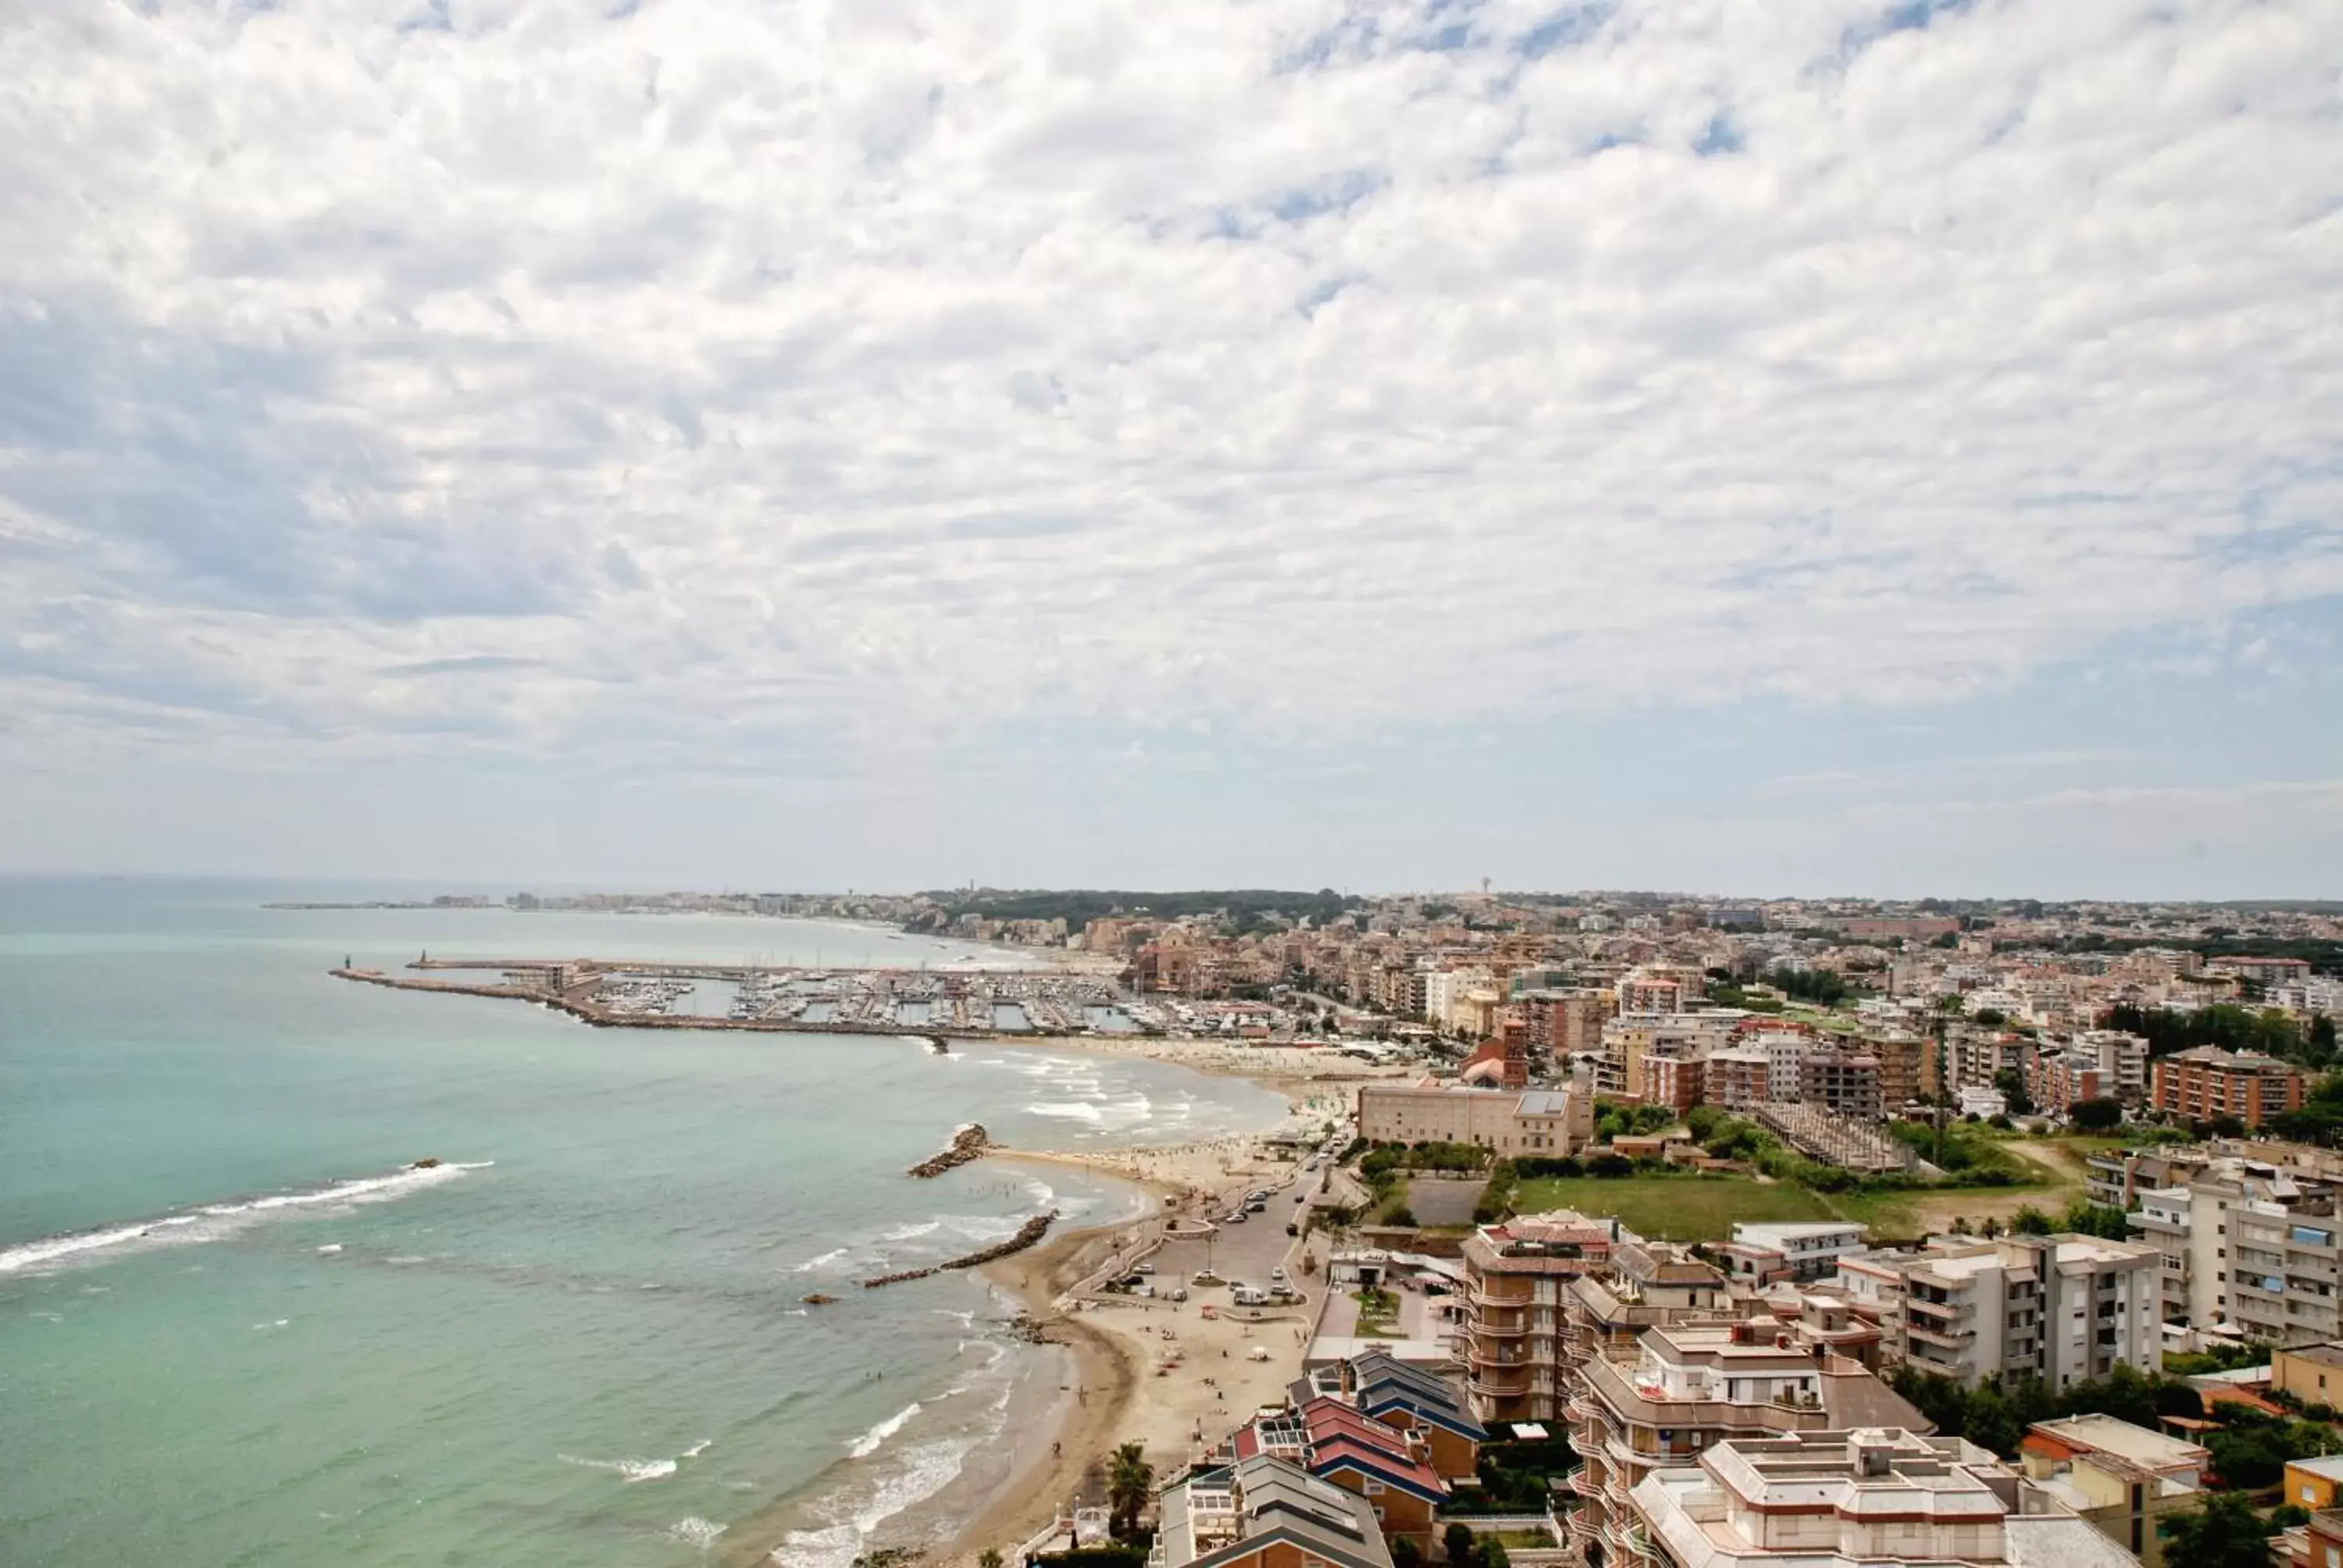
1906,1296,1972,1324
1469,1280,1537,1308
1578,1356,1826,1435
1906,1321,1975,1350
1469,1369,1534,1400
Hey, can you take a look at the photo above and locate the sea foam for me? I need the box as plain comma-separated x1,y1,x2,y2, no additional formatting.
847,1401,922,1459
0,1161,493,1276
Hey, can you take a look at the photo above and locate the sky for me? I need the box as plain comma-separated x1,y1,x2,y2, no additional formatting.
2,0,2341,900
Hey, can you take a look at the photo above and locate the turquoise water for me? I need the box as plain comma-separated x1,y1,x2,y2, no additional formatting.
0,879,1288,1568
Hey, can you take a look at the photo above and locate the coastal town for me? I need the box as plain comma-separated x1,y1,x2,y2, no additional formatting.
323,886,2343,1568
870,886,2343,1568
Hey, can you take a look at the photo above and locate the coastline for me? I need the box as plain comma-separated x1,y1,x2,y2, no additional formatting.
742,1051,1356,1568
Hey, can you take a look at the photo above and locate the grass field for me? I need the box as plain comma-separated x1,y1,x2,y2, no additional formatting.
1508,1174,1843,1240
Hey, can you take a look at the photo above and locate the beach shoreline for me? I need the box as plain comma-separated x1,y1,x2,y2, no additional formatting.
728,1042,1371,1568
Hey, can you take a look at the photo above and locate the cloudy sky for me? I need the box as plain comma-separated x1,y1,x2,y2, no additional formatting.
3,0,2340,897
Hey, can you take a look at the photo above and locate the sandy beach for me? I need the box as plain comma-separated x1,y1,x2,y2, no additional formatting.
915,1057,1365,1567
729,1037,1382,1568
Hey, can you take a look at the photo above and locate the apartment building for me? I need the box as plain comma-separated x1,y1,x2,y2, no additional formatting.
2231,1186,2343,1346
1640,1050,1703,1114
1459,1210,1632,1423
1357,1083,1593,1155
1558,1241,1731,1368
1152,1453,1393,1568
1564,1322,1931,1566
1630,1430,2135,1568
1800,1041,1884,1121
1846,1233,2160,1388
1720,1221,1868,1285
2152,1046,2308,1128
2126,1152,2341,1332
1871,1030,1939,1111
1520,988,1620,1064
2084,1144,2215,1210
1946,1027,2024,1093
2027,1032,2149,1114
1706,1046,1771,1111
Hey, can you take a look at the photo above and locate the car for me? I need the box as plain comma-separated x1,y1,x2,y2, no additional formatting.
1130,1282,1154,1299
1294,1192,1306,1202
1192,1270,1223,1286
1271,1266,1288,1283
1135,1261,1156,1274
1170,1287,1189,1303
1226,1211,1246,1223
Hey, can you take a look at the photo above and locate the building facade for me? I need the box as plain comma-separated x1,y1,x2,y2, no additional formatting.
1847,1233,2160,1388
1357,1083,1594,1155
2151,1047,2308,1128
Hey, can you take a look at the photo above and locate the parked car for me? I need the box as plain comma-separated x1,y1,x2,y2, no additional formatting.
1170,1287,1189,1303
1135,1261,1156,1274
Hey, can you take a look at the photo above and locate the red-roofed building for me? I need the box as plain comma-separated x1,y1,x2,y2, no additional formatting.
1233,1399,1450,1548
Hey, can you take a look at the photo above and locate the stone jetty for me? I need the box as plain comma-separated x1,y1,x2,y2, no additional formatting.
859,1211,1055,1289
908,1123,990,1178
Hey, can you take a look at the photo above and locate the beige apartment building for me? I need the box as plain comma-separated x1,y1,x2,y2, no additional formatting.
1457,1211,1631,1424
1557,1241,1732,1370
1565,1322,1930,1567
1357,1082,1593,1156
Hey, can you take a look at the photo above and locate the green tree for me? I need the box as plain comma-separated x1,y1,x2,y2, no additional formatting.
2070,1097,2123,1131
2010,1205,2053,1235
980,1552,1004,1568
1106,1442,1154,1540
2162,1489,2282,1568
1391,1540,1424,1568
1444,1522,1478,1566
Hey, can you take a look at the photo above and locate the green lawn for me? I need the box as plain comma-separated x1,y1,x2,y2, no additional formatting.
1508,1174,1842,1240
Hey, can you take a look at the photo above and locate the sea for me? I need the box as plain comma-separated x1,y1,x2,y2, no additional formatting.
0,878,1292,1568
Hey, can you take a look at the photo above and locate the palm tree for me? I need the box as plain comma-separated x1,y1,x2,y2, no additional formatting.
1107,1442,1154,1539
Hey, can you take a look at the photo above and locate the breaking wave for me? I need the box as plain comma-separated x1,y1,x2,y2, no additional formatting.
846,1402,922,1459
0,1161,494,1276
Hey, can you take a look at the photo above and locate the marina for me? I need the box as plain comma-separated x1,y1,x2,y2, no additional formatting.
330,955,1170,1039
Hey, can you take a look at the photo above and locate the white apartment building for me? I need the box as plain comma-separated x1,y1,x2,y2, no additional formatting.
2127,1153,2343,1342
1422,968,1494,1032
1844,1234,2160,1389
1728,1222,1869,1284
1629,1430,2134,1568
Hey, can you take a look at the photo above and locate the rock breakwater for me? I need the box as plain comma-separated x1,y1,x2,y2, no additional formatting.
859,1211,1055,1289
907,1124,989,1178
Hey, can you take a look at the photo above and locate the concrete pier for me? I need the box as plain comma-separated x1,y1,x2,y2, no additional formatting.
330,957,1153,1042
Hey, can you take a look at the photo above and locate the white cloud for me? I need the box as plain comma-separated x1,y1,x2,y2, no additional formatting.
1,0,2340,782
